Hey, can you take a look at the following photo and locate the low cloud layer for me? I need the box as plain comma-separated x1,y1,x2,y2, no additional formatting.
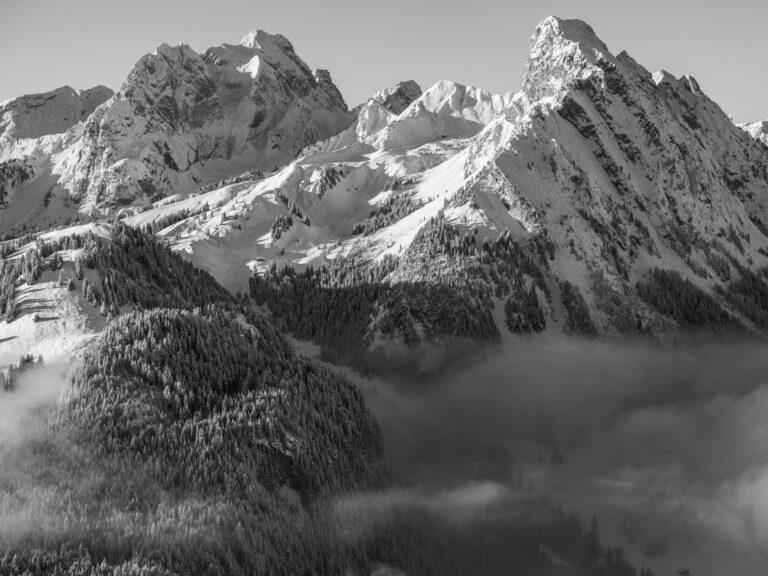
333,481,525,545
352,334,768,576
0,362,73,540
0,362,65,444
6,335,768,574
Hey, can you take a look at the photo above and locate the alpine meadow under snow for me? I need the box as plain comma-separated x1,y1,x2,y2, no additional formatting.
1,13,768,576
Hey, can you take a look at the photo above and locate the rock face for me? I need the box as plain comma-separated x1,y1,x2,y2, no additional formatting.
0,30,354,231
129,16,768,340
0,85,113,210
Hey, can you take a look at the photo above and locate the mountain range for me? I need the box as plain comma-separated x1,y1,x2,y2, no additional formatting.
7,16,768,360
1,15,768,576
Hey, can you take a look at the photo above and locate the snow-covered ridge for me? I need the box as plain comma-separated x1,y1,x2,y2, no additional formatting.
355,79,514,150
520,16,613,108
0,85,113,141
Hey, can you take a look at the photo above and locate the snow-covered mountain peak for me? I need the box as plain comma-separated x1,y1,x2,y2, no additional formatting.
530,16,610,62
239,29,295,53
51,30,353,209
349,79,513,150
405,80,512,125
522,16,614,107
239,30,261,48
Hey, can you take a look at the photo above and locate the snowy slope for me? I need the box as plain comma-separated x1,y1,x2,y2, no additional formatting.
0,225,108,366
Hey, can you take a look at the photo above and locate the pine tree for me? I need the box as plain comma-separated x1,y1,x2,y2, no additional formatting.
50,251,63,271
586,515,601,558
5,295,15,322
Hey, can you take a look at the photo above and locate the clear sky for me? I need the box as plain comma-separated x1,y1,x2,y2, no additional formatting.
1,0,766,122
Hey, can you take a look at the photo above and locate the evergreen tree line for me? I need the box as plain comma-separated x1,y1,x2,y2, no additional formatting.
392,213,553,336
637,268,738,331
62,307,384,498
351,193,424,236
716,266,768,328
0,232,95,320
92,223,235,312
315,165,344,197
146,203,210,232
270,213,294,240
561,280,599,336
251,214,558,369
275,190,307,221
138,169,266,213
0,249,45,321
0,158,32,206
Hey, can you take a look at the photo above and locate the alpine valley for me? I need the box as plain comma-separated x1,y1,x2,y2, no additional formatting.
2,15,768,576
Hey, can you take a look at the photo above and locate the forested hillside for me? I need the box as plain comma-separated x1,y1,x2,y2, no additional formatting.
0,305,654,576
63,307,384,497
250,212,556,368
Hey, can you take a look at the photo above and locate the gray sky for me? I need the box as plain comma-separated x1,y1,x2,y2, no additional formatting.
1,0,766,122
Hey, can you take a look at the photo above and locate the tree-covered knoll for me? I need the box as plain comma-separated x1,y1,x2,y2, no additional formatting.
63,307,383,498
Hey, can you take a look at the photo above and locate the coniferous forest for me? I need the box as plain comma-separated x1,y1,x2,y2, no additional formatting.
250,213,555,368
